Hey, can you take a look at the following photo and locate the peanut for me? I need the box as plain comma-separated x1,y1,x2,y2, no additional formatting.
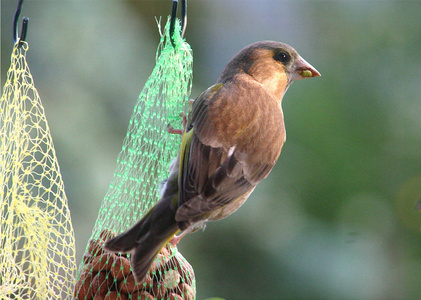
166,256,194,285
92,252,117,272
99,229,116,241
169,293,184,300
119,273,152,293
130,291,154,300
162,269,180,290
74,271,94,300
178,283,195,300
104,291,128,300
89,238,105,257
110,256,131,281
152,282,167,299
83,252,94,265
92,271,114,297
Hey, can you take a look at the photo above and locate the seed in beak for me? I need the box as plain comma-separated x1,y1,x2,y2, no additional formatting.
301,70,313,77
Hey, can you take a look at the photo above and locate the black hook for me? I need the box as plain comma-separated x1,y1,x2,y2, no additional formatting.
169,0,187,47
13,0,29,48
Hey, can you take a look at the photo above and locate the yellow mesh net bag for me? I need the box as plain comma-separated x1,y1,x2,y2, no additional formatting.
0,42,77,299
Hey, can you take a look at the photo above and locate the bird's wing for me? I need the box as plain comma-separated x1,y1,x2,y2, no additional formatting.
176,81,282,223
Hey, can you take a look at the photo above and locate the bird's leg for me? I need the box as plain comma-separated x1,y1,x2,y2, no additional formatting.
169,234,182,246
169,228,192,246
170,218,207,246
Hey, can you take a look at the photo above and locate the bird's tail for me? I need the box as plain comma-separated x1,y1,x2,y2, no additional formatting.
104,196,179,282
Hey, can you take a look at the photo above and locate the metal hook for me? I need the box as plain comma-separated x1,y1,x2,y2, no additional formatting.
13,0,29,48
169,0,187,47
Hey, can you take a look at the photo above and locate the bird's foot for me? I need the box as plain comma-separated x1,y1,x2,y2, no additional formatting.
167,111,189,136
166,125,184,135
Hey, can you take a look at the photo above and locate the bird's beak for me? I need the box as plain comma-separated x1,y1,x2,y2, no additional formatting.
292,56,321,81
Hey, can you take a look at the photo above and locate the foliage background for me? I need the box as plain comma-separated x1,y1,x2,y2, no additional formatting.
2,1,421,299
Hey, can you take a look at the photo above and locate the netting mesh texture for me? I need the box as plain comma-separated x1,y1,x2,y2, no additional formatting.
0,42,77,299
74,18,195,300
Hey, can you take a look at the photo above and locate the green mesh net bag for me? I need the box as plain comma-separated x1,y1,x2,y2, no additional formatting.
74,18,195,300
0,42,77,299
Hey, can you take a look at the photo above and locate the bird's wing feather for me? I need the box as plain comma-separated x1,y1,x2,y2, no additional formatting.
176,80,282,223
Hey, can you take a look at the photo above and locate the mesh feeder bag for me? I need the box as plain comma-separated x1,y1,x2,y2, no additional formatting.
0,42,77,298
74,19,195,300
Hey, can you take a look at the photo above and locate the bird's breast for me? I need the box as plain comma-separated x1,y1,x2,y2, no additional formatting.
209,78,286,165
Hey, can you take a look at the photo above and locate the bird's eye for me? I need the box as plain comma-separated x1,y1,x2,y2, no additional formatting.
274,51,290,63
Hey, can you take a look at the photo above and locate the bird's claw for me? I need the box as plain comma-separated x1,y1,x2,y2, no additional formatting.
166,125,184,135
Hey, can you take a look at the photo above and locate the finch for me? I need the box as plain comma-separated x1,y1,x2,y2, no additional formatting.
105,40,321,282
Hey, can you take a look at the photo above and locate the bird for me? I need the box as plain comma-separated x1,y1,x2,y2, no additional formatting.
104,40,321,282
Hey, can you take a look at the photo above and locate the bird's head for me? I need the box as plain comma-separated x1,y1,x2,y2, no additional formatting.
218,41,321,99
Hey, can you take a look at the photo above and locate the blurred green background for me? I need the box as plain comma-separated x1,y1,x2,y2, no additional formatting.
2,1,421,299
